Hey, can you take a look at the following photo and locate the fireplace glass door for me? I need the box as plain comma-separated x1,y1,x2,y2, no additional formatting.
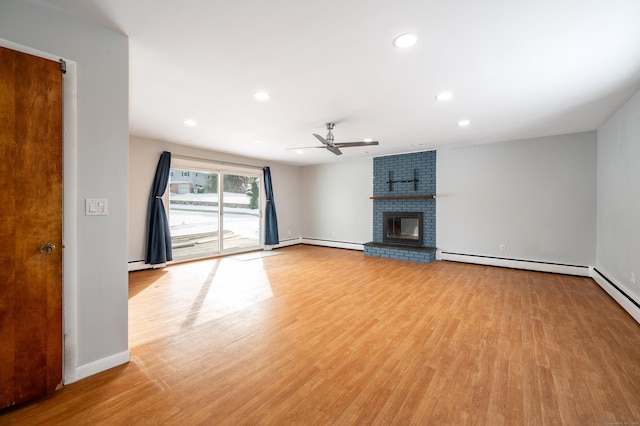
383,212,423,245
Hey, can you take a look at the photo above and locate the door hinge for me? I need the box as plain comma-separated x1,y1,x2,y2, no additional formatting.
59,59,67,74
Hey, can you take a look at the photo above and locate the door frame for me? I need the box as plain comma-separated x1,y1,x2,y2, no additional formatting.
0,39,80,384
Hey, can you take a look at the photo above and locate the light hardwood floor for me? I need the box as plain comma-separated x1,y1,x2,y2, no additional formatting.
2,245,640,425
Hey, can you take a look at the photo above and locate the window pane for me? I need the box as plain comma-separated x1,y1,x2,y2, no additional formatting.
169,168,219,259
222,174,260,251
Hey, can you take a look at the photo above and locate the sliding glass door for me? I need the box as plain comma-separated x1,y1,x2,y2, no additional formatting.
220,173,261,252
168,161,262,261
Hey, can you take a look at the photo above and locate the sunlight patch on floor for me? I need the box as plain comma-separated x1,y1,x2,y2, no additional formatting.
129,257,274,347
182,257,274,328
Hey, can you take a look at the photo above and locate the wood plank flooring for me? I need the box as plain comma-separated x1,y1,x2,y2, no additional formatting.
2,245,640,425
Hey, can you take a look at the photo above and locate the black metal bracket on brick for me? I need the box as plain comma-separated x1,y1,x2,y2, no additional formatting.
387,169,419,191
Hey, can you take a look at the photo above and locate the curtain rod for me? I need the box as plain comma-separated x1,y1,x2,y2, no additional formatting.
171,154,265,171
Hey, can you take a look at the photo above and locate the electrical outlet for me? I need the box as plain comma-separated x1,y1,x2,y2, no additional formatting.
499,244,506,252
632,273,636,286
287,230,292,238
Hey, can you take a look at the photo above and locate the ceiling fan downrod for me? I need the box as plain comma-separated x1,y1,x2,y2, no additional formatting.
325,122,335,144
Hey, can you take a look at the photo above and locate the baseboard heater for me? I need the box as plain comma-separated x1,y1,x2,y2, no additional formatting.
300,238,364,251
438,252,590,276
128,260,151,272
592,268,640,324
272,238,302,248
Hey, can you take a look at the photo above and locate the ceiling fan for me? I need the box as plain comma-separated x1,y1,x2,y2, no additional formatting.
293,123,379,155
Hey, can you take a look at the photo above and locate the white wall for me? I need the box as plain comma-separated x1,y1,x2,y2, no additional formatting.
129,135,302,262
300,158,373,245
597,89,640,303
437,132,597,266
1,0,130,379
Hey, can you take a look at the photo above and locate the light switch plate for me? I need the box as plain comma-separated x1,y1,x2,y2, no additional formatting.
85,198,108,216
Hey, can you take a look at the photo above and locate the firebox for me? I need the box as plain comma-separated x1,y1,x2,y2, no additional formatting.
383,211,423,246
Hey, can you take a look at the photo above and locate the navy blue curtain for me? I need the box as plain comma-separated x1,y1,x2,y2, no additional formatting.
263,166,279,245
145,151,173,264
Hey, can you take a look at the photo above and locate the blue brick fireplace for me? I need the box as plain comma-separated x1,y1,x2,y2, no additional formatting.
364,150,436,263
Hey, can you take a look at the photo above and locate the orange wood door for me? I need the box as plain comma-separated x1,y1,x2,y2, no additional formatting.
0,46,63,409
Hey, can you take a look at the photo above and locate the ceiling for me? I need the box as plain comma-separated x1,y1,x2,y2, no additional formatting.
36,0,640,165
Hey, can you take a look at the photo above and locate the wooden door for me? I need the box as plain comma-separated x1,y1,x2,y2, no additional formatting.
0,46,63,409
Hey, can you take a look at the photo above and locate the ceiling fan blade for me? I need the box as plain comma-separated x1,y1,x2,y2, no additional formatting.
333,141,379,148
312,133,329,145
326,145,343,155
286,145,326,150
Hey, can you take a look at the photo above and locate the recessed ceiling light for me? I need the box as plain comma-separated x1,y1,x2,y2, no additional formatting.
183,119,197,126
393,33,418,48
364,138,373,142
296,149,304,155
254,91,270,101
458,120,471,127
252,139,264,144
436,92,453,101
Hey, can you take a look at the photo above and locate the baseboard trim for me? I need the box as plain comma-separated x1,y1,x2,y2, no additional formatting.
438,252,591,276
591,268,640,324
71,349,131,384
301,238,364,251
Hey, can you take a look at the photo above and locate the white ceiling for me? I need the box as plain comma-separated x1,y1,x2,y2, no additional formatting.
36,0,640,165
